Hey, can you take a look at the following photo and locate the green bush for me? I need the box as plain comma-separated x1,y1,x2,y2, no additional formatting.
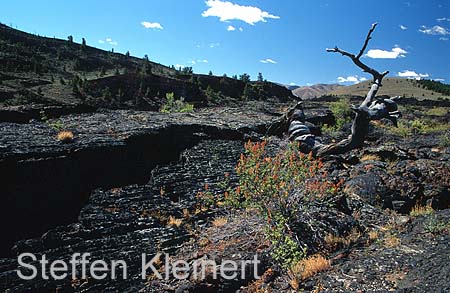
329,97,353,130
387,118,449,137
425,107,448,117
197,141,341,268
160,92,194,113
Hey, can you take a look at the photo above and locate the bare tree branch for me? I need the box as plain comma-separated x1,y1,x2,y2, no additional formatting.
273,23,402,157
357,23,378,59
326,23,389,85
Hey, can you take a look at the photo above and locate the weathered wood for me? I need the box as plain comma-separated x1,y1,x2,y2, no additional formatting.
276,24,402,157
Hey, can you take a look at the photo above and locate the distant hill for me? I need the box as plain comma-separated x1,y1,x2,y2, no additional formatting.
329,77,450,100
0,24,295,110
292,84,344,99
285,85,300,91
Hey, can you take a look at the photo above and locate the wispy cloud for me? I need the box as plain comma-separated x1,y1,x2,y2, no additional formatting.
437,17,450,22
260,58,277,64
419,25,449,35
141,21,163,30
366,47,407,59
433,78,445,82
189,59,209,65
209,42,220,48
202,0,280,25
98,37,118,46
439,37,449,41
397,70,429,80
227,25,236,31
399,25,408,30
337,75,367,84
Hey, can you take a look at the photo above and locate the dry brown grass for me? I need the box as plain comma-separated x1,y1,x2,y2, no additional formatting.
330,77,450,100
384,234,401,248
360,154,381,162
368,230,379,241
325,228,361,250
56,130,74,143
410,203,434,217
167,216,183,227
182,208,190,218
244,269,274,292
212,216,228,227
291,255,330,281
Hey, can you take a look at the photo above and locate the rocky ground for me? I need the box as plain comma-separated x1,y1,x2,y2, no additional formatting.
0,99,449,292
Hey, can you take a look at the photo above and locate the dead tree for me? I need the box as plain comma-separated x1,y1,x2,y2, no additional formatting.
268,23,402,156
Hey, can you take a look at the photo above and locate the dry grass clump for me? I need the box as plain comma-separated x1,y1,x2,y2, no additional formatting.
384,234,401,248
410,203,434,217
368,230,379,241
360,154,381,162
212,216,228,227
290,254,330,282
324,228,361,250
56,130,74,143
167,216,183,227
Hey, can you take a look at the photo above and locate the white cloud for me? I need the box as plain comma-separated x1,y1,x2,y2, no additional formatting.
399,25,408,30
437,17,450,22
289,82,297,86
433,78,445,82
227,25,236,31
202,0,280,25
439,37,449,41
337,75,367,84
419,25,449,35
366,47,407,59
260,58,277,64
239,27,244,32
98,38,118,46
209,42,220,48
141,21,163,30
397,70,429,80
188,59,208,65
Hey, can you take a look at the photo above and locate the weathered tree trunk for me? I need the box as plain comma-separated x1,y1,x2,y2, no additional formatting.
268,23,402,157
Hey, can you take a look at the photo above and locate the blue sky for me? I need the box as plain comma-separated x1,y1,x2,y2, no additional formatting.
1,0,449,86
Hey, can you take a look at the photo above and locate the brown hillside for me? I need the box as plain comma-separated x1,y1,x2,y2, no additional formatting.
293,84,343,99
330,77,450,100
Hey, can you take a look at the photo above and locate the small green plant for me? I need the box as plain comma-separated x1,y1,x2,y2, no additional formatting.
386,119,449,137
329,97,353,130
424,215,450,234
425,107,448,117
48,120,65,131
160,92,194,113
39,110,49,122
439,133,450,147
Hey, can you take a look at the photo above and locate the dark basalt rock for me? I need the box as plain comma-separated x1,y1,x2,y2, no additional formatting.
0,108,276,257
0,139,245,291
0,104,97,123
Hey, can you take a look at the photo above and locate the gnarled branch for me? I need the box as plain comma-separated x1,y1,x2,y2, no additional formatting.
270,23,402,157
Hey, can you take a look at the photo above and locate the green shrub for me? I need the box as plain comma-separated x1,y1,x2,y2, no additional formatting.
160,92,194,113
197,141,341,268
425,107,448,117
439,133,450,147
329,97,353,129
387,119,449,137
